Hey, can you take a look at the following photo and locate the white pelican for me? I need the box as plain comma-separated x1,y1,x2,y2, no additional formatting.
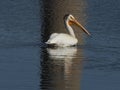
46,14,90,47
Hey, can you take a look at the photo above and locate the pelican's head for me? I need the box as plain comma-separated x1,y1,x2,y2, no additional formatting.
64,14,91,36
64,14,75,22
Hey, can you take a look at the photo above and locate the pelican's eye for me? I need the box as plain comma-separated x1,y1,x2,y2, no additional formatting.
70,16,75,21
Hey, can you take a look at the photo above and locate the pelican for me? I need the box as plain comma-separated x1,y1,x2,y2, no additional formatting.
46,14,90,47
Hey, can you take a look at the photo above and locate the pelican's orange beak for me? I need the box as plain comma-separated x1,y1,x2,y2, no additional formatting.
69,19,91,36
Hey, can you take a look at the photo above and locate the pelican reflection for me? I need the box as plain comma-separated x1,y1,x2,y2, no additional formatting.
47,47,77,60
45,47,83,90
47,47,77,74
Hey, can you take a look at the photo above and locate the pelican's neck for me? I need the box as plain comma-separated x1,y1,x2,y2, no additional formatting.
65,20,76,38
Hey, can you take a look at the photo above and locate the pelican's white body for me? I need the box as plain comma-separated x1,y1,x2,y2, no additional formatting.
46,33,78,47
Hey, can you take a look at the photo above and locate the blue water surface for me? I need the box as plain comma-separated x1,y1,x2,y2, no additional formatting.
0,0,120,90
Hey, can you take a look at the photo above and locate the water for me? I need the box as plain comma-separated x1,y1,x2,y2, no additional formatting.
0,0,120,90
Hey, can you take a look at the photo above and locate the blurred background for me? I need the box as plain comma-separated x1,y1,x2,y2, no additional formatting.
0,0,120,90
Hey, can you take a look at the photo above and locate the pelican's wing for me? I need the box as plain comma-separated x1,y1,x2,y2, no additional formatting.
49,33,59,39
46,33,59,44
